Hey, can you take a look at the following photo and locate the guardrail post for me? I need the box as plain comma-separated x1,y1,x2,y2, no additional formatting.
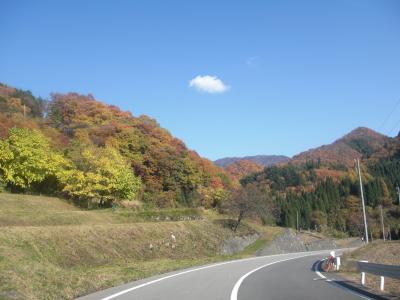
357,260,400,290
359,260,368,286
335,257,341,271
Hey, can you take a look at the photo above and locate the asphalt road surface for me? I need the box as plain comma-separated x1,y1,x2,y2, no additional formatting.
78,250,371,300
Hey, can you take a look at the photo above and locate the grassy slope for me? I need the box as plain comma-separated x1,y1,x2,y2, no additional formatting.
0,193,282,300
340,241,400,297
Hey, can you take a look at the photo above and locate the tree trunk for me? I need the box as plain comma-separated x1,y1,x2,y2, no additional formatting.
233,211,243,232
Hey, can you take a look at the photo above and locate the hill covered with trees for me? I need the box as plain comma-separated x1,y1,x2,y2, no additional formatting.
0,83,232,209
291,127,392,167
241,128,400,239
224,160,264,181
1,82,399,240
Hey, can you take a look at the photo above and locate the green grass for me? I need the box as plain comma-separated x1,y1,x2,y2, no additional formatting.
0,192,282,299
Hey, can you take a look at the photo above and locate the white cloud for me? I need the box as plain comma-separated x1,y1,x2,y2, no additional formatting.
189,75,230,93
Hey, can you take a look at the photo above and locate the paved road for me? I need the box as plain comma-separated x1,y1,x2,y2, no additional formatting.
238,255,368,300
78,250,369,300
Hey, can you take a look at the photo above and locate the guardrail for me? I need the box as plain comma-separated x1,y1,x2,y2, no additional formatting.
357,261,400,291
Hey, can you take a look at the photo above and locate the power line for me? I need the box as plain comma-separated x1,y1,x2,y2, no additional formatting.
379,98,400,132
388,118,400,136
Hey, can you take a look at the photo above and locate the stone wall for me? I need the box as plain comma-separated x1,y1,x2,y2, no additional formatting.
221,233,260,255
257,229,337,256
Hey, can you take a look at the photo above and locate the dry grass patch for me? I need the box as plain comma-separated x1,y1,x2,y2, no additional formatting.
0,220,231,299
339,241,400,297
0,193,283,299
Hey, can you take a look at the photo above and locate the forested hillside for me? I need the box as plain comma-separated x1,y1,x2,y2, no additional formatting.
241,129,400,239
1,82,399,240
0,83,232,208
291,127,392,166
224,160,264,181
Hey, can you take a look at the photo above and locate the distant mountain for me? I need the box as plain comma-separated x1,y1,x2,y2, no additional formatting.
214,155,290,167
291,127,391,166
218,127,392,181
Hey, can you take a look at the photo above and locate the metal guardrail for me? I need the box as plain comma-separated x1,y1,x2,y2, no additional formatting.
357,261,400,291
357,261,400,280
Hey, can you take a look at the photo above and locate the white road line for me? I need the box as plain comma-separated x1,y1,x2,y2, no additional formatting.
314,259,373,300
100,250,330,300
230,252,328,300
100,259,243,300
315,259,329,280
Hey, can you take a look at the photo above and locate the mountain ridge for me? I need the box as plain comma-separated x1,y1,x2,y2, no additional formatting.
215,127,390,171
214,155,290,167
291,127,391,166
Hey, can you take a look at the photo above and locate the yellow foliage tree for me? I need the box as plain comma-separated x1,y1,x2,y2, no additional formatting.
60,145,141,207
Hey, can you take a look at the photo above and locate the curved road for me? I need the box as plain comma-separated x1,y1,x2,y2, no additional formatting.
78,250,370,300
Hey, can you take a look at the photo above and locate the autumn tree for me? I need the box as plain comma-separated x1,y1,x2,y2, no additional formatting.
225,160,263,181
0,127,65,190
60,144,141,207
46,93,231,208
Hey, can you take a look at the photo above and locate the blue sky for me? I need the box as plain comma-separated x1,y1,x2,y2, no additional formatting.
1,0,400,160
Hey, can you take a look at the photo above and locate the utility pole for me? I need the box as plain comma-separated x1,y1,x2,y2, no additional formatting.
380,205,386,241
23,104,26,119
296,210,299,232
356,158,369,243
397,186,400,205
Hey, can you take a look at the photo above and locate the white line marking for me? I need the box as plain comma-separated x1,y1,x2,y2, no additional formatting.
315,259,327,279
100,250,330,300
314,259,373,300
230,252,327,300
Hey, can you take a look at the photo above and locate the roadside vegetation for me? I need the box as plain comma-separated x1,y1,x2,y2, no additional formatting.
339,241,400,297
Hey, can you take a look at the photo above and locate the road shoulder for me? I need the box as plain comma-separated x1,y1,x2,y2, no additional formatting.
316,260,397,300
